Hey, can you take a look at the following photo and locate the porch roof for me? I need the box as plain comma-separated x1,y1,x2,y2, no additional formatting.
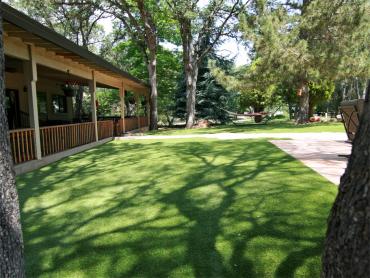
2,3,149,93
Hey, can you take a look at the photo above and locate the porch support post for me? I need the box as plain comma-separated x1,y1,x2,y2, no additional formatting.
136,94,140,131
146,94,150,127
119,84,125,134
25,45,42,160
89,71,98,141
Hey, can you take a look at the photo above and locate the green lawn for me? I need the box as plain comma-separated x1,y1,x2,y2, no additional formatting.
18,139,337,277
147,121,344,135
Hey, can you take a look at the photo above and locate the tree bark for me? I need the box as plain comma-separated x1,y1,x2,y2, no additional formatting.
322,80,370,277
147,54,158,130
179,17,198,129
185,63,198,128
0,5,25,276
296,83,309,124
137,0,158,130
308,101,315,118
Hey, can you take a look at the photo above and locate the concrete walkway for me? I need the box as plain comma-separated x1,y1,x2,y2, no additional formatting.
116,132,350,185
270,139,351,185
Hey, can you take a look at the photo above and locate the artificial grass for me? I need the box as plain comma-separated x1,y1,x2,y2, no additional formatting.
146,121,345,136
17,139,337,277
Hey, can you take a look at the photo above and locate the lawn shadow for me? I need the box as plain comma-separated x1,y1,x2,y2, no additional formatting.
147,121,344,135
17,139,336,277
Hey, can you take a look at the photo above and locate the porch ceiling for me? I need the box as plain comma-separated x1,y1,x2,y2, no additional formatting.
37,65,115,89
2,3,149,93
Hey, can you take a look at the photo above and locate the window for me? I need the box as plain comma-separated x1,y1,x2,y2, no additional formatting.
37,92,47,117
52,95,67,113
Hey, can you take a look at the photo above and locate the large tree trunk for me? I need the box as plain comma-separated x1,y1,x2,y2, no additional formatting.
137,0,158,131
148,55,158,130
296,83,309,124
288,103,293,120
322,81,370,277
179,17,198,129
253,105,264,123
185,62,198,128
308,101,315,118
0,7,25,276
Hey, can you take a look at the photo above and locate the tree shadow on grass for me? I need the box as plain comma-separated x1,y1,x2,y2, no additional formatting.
16,140,336,277
147,121,343,135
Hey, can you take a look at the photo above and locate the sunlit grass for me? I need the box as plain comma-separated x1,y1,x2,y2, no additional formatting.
147,121,344,135
17,139,337,277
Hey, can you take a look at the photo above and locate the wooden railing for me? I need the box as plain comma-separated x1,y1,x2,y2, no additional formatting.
139,116,149,128
98,120,114,140
9,128,36,164
40,122,95,157
114,118,124,136
125,118,139,131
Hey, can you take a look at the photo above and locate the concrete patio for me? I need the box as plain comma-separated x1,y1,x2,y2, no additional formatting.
270,139,351,185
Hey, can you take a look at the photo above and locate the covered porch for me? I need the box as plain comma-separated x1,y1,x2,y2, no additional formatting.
3,3,150,166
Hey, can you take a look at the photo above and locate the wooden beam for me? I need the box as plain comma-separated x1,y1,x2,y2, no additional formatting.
34,47,92,80
89,71,99,141
4,27,150,94
4,35,29,60
136,94,141,131
95,71,121,89
146,94,150,127
24,45,42,159
120,84,126,133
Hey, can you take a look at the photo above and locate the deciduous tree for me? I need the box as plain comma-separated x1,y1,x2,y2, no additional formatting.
167,0,246,128
322,81,370,276
100,0,170,130
0,2,25,275
211,59,280,122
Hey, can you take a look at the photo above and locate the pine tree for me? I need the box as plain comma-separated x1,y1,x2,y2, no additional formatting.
176,53,237,124
239,0,366,123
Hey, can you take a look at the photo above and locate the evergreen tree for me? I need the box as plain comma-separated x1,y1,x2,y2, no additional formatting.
308,80,335,116
176,53,237,124
167,0,245,128
239,0,366,123
211,58,281,123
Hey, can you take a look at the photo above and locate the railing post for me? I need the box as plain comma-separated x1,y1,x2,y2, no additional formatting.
120,84,125,134
24,45,42,160
89,71,99,142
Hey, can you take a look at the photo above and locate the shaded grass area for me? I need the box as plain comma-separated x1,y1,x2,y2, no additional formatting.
147,121,344,135
17,139,337,277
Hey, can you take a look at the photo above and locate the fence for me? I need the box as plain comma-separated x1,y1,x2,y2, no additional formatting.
9,128,36,164
98,120,114,140
40,122,96,157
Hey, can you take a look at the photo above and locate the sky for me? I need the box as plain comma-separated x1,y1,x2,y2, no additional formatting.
100,17,250,67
